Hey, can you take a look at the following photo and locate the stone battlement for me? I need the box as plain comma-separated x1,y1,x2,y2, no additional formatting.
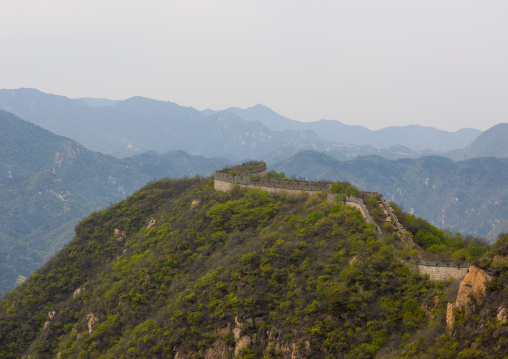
410,257,470,281
410,257,470,268
214,171,332,193
214,163,465,282
228,162,268,175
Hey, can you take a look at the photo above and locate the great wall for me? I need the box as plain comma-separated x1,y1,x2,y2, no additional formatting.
214,162,471,281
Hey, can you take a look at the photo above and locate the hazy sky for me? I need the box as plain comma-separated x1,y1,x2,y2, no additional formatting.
2,0,507,131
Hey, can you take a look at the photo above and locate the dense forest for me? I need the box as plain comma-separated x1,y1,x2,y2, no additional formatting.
0,177,506,358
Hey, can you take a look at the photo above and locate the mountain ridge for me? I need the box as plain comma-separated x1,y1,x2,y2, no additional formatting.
0,174,505,358
221,103,482,152
0,89,488,161
273,150,508,240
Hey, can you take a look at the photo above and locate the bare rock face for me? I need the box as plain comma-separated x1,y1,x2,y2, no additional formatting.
498,306,508,323
233,316,253,356
174,315,313,358
73,287,84,298
446,303,456,330
455,266,494,310
43,311,56,330
447,266,495,329
114,228,126,240
146,218,156,230
86,312,99,334
191,199,202,209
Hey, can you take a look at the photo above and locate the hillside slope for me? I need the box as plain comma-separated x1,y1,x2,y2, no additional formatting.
1,177,506,358
0,110,151,296
274,151,508,239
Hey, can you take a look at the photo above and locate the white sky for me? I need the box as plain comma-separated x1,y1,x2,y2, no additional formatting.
1,0,507,131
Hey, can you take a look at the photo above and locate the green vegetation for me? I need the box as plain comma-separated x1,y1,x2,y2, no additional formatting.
0,110,229,296
0,177,506,358
391,203,490,262
273,151,508,240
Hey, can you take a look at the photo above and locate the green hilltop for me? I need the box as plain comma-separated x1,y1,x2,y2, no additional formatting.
1,175,506,358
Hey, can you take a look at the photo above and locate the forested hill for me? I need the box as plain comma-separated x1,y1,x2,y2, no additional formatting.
1,176,506,358
273,150,508,240
0,110,150,297
0,110,229,297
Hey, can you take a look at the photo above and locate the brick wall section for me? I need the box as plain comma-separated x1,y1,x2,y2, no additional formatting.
233,163,268,175
215,179,329,197
362,192,420,248
216,166,467,282
214,171,383,235
214,172,332,192
345,196,383,237
411,257,470,281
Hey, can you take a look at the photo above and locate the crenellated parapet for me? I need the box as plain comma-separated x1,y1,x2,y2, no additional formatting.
214,163,465,282
410,257,470,281
214,171,332,193
411,257,470,268
232,162,268,175
214,163,407,241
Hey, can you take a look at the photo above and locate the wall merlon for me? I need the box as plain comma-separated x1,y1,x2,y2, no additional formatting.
410,257,470,269
215,164,406,242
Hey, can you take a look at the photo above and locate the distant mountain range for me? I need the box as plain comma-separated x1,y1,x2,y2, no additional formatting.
445,123,508,161
219,104,481,152
273,150,508,240
1,88,508,295
0,89,495,161
0,110,229,296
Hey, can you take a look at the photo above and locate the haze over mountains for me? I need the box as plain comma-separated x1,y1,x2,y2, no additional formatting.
1,88,508,296
447,123,508,161
273,150,508,241
0,88,487,161
222,104,482,152
0,110,228,296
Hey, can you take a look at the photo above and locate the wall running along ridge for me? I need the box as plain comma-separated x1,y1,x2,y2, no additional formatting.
214,171,381,234
214,165,465,281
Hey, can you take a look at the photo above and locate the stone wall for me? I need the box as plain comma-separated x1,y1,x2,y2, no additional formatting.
378,196,406,232
214,166,406,240
214,178,330,197
222,162,268,176
345,196,375,224
345,196,383,237
214,172,331,193
411,257,470,281
362,192,421,247
363,192,407,232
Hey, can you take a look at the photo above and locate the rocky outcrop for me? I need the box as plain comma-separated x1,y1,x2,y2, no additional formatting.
455,266,494,309
422,295,440,320
86,312,99,335
43,311,56,330
114,228,126,240
173,315,313,358
497,305,508,323
73,287,84,298
146,218,156,229
446,266,495,329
